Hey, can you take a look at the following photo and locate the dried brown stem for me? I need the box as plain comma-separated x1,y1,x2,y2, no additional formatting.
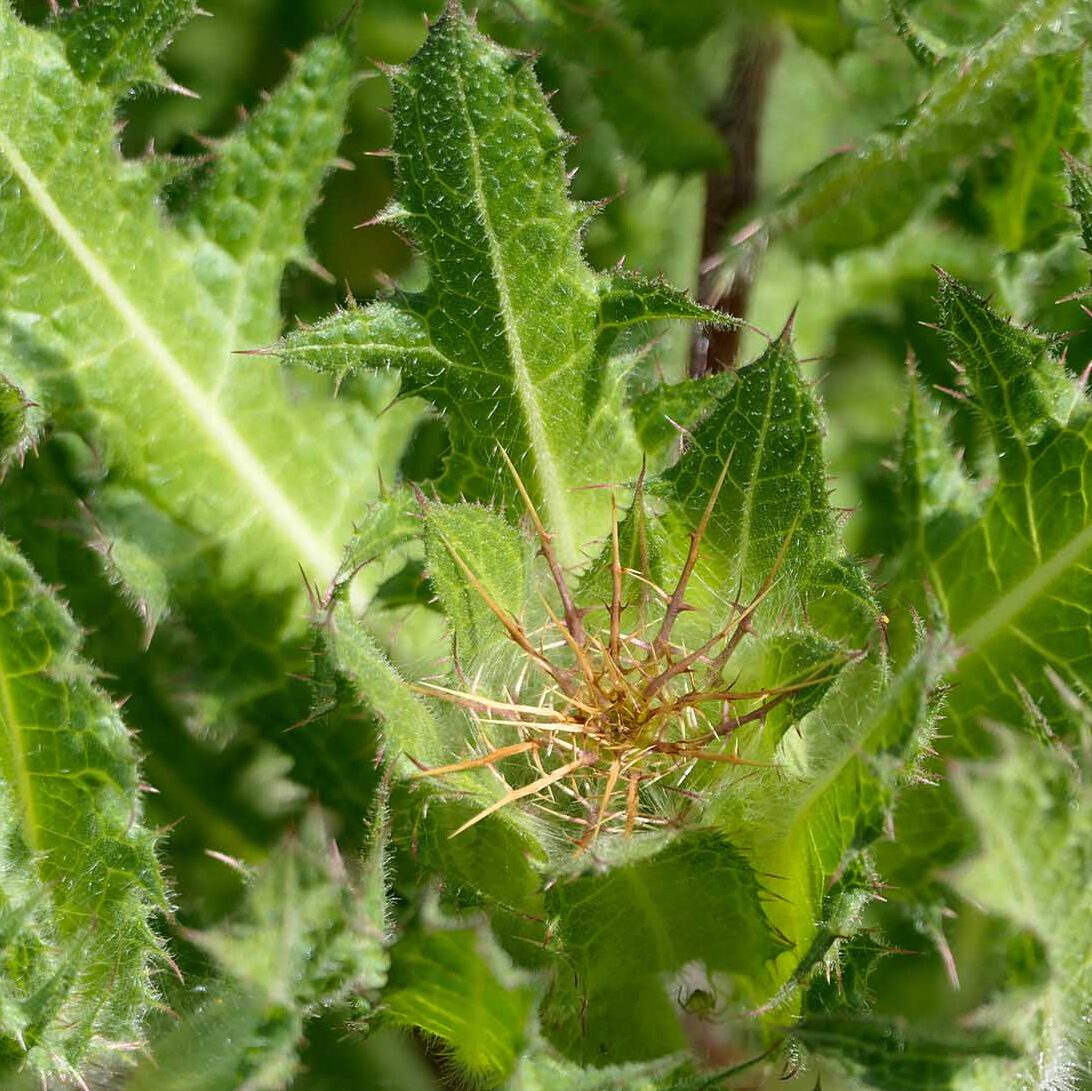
578,756,622,853
434,529,578,695
609,492,623,660
625,775,640,837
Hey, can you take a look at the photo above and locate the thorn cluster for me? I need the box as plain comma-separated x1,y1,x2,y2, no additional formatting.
411,451,834,853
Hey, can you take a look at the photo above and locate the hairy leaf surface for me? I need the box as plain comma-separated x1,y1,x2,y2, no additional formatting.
275,7,731,566
496,0,727,175
893,273,1091,747
657,329,877,644
544,831,789,1063
0,536,165,1081
0,4,401,600
711,643,944,1010
950,733,1091,1090
50,0,196,92
127,806,388,1091
382,923,534,1084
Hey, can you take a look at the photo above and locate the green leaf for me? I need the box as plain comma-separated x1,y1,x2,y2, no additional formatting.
938,273,1077,448
0,7,399,600
275,8,727,566
947,733,1091,1090
611,0,727,47
630,372,734,458
128,805,389,1091
658,328,877,643
712,643,946,1007
893,274,1091,746
0,535,165,1082
322,594,540,852
543,831,789,1064
86,495,173,643
511,1047,696,1090
1064,150,1092,262
390,780,545,939
50,0,197,92
894,373,978,561
768,0,1091,259
966,49,1087,253
382,923,535,1084
422,500,533,684
323,599,448,771
618,0,852,53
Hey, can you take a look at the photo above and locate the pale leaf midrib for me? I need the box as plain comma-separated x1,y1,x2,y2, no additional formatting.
448,54,577,566
0,128,340,582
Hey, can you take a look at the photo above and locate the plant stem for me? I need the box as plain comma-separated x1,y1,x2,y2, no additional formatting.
691,27,781,377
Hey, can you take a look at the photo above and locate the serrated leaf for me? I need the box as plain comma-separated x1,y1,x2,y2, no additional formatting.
274,8,727,566
796,1015,1017,1091
1065,151,1092,261
0,7,398,602
630,371,734,457
50,0,196,92
893,273,1091,746
713,643,945,1009
323,599,447,769
422,500,533,684
746,630,851,748
390,779,545,931
0,374,40,474
894,374,978,559
543,831,789,1064
321,589,539,850
382,923,534,1084
509,1049,689,1091
966,49,1087,253
0,535,165,1082
657,330,877,643
767,0,1091,259
87,497,173,643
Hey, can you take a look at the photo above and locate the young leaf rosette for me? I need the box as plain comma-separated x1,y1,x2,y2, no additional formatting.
277,4,949,1068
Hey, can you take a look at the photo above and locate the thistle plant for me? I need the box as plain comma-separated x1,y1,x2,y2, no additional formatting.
0,1,1090,1089
272,6,949,1074
406,459,838,849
